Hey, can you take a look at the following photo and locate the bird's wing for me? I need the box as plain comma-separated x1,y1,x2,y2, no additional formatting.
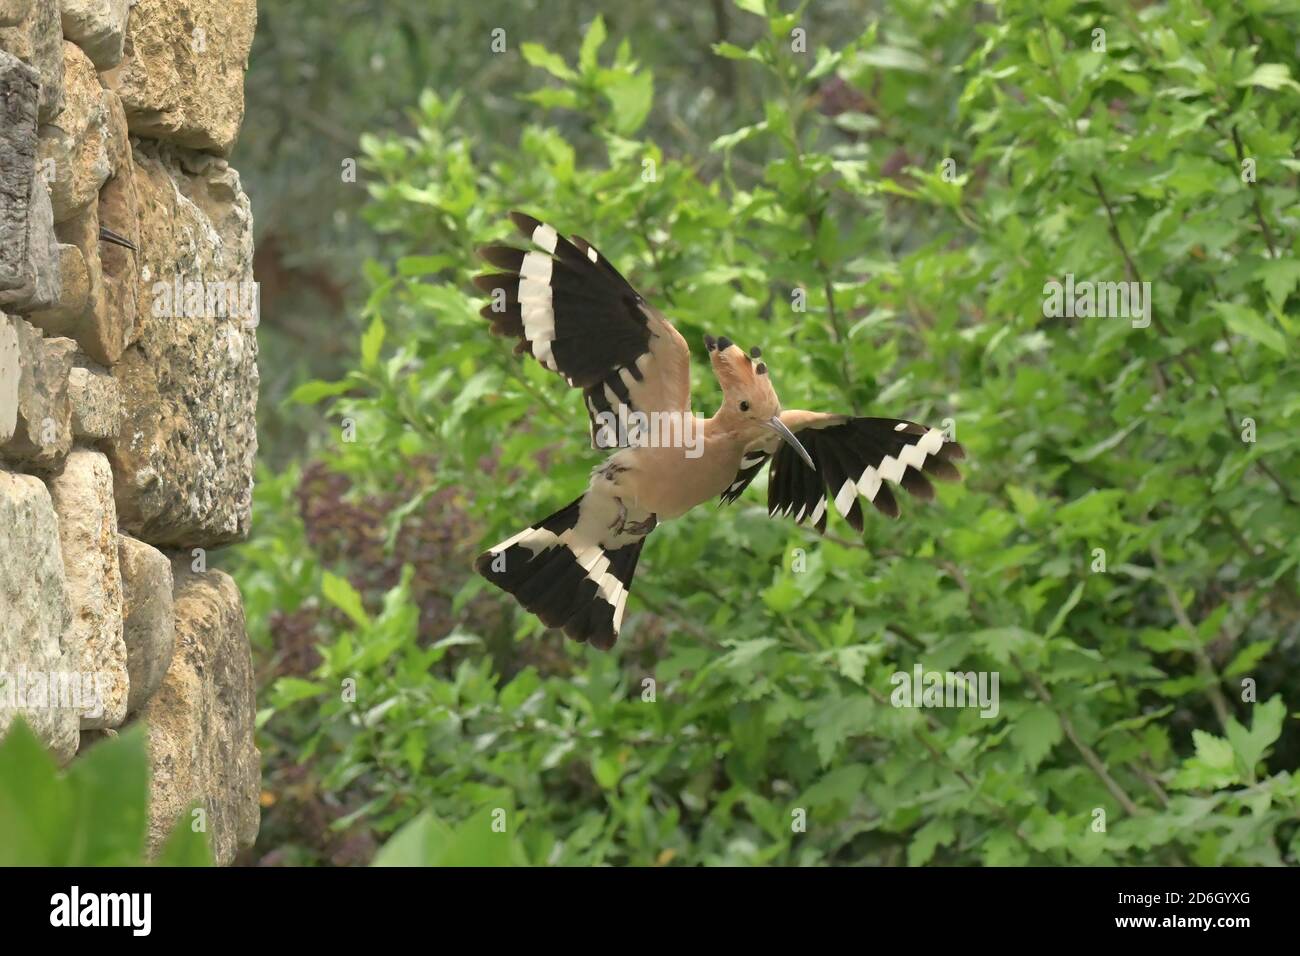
719,442,774,504
756,411,964,532
474,212,691,447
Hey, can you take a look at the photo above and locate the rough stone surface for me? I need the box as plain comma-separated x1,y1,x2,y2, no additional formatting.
0,169,63,312
140,562,258,866
59,0,130,70
37,42,113,224
26,241,88,326
94,90,139,343
67,360,121,438
118,535,172,713
2,0,261,868
105,143,257,547
0,317,74,471
0,0,64,122
0,50,40,291
108,0,256,155
28,202,130,365
0,51,61,313
0,467,77,763
46,448,127,729
0,313,17,443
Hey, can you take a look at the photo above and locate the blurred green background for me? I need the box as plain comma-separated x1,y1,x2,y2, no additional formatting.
222,0,1298,865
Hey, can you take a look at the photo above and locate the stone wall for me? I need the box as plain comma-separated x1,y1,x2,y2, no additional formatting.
0,0,259,865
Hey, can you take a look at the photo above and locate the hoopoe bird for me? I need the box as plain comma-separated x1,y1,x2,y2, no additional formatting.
472,213,965,650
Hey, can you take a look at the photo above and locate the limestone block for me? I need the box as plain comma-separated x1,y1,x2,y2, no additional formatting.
140,562,258,865
59,0,130,70
108,0,256,154
0,51,40,291
117,534,172,713
67,359,120,438
0,51,61,313
0,466,77,763
25,241,88,326
105,143,257,547
95,89,139,341
0,317,74,471
37,41,112,224
27,200,133,366
0,0,64,122
46,447,127,729
0,312,17,443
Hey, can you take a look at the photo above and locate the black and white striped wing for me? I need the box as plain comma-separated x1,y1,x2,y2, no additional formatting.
719,447,772,505
474,212,691,446
767,416,964,533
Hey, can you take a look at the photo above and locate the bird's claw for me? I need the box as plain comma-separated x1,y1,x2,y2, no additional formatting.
610,498,656,537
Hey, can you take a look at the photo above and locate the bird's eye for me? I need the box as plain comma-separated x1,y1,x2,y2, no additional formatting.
739,401,750,412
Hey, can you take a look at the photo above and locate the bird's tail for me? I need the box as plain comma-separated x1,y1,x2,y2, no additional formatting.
473,496,645,650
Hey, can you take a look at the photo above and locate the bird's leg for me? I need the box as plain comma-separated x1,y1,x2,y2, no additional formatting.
608,498,656,537
623,513,658,536
610,496,628,535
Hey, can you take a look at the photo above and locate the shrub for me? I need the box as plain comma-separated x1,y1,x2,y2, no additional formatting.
236,1,1299,866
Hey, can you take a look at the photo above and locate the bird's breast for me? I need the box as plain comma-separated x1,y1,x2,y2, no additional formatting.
617,442,744,520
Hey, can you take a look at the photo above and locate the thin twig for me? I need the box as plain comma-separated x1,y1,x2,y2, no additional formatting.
1151,547,1232,732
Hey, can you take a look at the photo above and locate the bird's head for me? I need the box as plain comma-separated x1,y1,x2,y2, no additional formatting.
705,335,814,468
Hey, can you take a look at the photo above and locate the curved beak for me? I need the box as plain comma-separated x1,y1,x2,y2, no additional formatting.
767,416,815,470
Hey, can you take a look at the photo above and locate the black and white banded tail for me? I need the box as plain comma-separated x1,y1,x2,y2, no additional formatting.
473,496,646,650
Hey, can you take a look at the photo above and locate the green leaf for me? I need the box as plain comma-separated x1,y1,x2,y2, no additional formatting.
712,41,758,62
523,88,581,111
1256,259,1300,309
718,638,778,672
711,121,768,153
287,378,353,405
1011,706,1063,768
321,571,370,627
855,45,929,73
1044,582,1084,638
155,812,213,866
396,255,455,277
1171,730,1239,790
360,314,386,370
799,764,869,810
0,719,67,865
273,676,329,704
1238,63,1300,91
521,43,576,81
604,72,654,136
372,812,453,866
908,818,955,866
806,696,877,766
0,720,210,866
592,754,623,790
1224,696,1286,782
1213,302,1288,355
579,15,606,72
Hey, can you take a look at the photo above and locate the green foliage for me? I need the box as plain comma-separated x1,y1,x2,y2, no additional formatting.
373,806,529,866
0,720,211,866
237,0,1300,865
